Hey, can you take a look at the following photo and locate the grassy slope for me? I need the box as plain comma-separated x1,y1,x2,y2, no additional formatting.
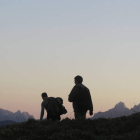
0,113,140,140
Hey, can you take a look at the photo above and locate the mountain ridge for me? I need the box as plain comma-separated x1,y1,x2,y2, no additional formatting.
91,101,140,119
0,108,34,122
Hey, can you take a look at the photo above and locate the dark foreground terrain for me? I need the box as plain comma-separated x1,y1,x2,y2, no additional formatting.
0,113,140,140
0,120,17,127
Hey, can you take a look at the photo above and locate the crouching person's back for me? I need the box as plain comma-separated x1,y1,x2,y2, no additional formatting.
40,92,67,121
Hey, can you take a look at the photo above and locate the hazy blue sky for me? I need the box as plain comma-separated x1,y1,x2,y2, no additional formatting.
0,0,140,119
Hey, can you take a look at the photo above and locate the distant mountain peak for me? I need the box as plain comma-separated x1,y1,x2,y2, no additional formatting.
91,101,133,119
131,103,140,113
0,108,34,122
15,110,21,115
16,110,21,113
114,102,126,109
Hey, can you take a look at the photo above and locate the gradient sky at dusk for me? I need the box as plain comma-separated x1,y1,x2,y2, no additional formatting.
0,0,140,119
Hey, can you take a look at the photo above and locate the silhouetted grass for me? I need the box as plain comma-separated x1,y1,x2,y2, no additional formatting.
0,113,140,140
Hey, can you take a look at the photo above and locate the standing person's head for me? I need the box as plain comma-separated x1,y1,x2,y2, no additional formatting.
74,75,83,85
41,92,48,100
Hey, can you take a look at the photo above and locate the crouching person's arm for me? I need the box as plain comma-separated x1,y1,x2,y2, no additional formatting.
40,103,44,121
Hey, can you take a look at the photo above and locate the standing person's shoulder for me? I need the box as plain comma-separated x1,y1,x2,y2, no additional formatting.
72,85,78,89
70,85,80,92
82,85,90,93
75,84,85,89
85,86,89,91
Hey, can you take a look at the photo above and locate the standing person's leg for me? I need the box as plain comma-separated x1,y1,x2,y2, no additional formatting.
53,115,61,121
81,111,87,119
75,112,81,119
75,111,86,119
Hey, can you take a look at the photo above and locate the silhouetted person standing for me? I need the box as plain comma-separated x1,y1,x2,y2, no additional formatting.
68,76,93,119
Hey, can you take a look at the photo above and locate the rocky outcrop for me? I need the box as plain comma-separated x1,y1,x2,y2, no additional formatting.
91,102,134,119
0,108,34,122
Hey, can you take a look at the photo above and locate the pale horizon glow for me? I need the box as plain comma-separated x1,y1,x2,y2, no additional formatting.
0,0,140,119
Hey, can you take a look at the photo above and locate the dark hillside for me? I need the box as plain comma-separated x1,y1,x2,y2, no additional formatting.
0,113,140,140
0,120,17,127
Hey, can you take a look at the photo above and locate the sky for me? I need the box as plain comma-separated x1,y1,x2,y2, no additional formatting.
0,0,140,119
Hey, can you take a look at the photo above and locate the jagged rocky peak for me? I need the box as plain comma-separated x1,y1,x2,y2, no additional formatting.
22,112,29,115
91,101,133,119
15,110,21,114
131,103,140,112
22,112,34,119
22,112,30,117
114,102,126,109
133,103,140,108
0,108,34,122
0,108,13,115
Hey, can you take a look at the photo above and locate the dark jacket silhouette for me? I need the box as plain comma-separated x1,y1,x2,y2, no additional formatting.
68,84,93,118
40,97,61,121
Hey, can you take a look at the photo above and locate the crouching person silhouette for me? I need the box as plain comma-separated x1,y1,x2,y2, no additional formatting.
40,92,67,121
68,75,93,119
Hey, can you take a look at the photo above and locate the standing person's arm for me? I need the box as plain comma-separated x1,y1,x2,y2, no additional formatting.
87,89,93,115
40,103,44,121
68,86,78,102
